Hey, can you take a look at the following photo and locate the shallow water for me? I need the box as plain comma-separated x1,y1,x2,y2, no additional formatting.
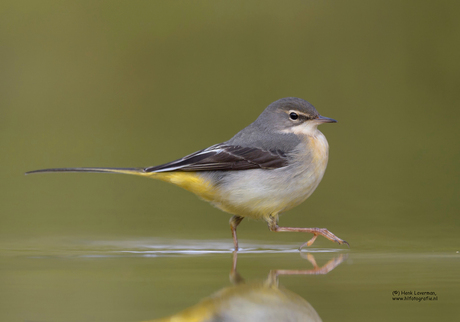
1,238,458,322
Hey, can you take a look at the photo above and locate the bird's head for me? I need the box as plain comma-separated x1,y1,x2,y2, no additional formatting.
256,97,337,136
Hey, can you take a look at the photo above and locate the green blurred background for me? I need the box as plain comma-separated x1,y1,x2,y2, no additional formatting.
2,0,459,250
1,1,460,321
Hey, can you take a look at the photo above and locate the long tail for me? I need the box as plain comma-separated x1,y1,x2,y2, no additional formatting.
25,167,216,201
25,167,146,176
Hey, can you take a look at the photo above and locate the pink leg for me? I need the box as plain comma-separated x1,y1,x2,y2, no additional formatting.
270,253,348,278
267,215,349,249
229,215,244,251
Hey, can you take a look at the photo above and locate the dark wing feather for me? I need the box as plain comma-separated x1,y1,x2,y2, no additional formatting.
144,144,288,173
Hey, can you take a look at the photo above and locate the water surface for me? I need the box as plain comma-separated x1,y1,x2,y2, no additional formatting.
1,238,458,321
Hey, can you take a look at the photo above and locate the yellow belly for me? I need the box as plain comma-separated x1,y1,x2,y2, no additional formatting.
146,172,218,202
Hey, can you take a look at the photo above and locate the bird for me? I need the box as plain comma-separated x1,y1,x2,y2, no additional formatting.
26,97,348,250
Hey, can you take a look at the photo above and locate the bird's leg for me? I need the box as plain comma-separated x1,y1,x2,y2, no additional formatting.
229,215,244,251
229,251,244,284
269,253,348,279
267,214,349,249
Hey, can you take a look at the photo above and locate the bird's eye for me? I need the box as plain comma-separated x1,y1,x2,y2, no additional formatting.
289,112,299,120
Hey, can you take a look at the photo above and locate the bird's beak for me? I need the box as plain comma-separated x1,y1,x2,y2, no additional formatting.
316,115,337,123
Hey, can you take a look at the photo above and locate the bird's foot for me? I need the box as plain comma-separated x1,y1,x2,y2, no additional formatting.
298,228,349,250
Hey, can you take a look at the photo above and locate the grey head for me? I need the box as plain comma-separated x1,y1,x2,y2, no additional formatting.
227,97,336,152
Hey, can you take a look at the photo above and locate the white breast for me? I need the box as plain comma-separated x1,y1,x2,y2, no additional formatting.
209,130,330,220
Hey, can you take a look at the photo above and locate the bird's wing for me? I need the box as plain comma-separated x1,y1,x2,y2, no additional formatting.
143,144,289,173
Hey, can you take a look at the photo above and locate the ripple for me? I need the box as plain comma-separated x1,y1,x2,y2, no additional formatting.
93,238,345,257
1,237,347,258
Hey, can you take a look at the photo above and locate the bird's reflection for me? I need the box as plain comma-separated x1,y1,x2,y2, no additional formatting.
146,252,347,322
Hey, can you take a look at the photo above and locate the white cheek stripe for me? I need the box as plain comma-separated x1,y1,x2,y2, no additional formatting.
280,122,319,136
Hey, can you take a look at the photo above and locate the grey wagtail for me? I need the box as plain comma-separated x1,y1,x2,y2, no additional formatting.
26,97,348,250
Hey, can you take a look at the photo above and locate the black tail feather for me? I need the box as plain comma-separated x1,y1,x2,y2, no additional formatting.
25,167,143,175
